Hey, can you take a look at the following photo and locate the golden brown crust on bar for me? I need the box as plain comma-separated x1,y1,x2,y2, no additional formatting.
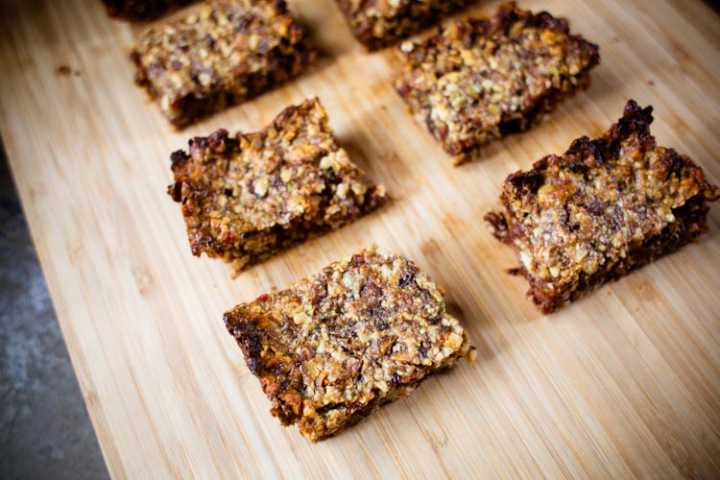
224,246,472,441
131,0,315,127
485,100,720,313
168,98,387,274
394,2,599,160
335,0,474,50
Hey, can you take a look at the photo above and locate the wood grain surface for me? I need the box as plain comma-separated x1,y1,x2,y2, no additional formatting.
1,0,719,478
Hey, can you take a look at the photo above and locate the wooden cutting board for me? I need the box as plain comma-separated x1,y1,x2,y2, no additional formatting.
2,0,719,478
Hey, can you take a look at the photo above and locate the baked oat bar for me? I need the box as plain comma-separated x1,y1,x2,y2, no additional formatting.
131,0,315,127
224,246,473,441
335,0,474,50
168,98,387,274
485,100,720,314
395,2,599,162
101,0,194,20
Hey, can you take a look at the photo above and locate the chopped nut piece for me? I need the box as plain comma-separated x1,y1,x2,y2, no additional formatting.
131,0,316,127
395,2,600,161
224,246,473,441
335,0,475,50
168,98,387,274
485,100,720,313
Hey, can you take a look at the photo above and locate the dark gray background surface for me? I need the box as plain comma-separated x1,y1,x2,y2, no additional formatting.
0,144,110,480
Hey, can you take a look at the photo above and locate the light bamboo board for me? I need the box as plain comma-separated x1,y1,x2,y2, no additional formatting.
1,0,720,478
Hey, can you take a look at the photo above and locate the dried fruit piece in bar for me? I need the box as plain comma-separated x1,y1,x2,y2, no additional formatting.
101,0,194,20
485,100,720,313
168,97,387,274
335,0,475,50
395,1,600,162
224,246,474,441
131,0,316,127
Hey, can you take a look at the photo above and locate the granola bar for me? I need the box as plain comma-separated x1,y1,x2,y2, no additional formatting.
485,100,720,314
335,0,474,50
394,2,600,161
101,0,194,20
131,0,316,127
224,246,473,441
168,98,387,273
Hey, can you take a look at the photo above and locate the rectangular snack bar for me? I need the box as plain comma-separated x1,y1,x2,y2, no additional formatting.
131,0,315,127
101,0,194,20
395,2,600,161
335,0,474,50
168,98,387,274
224,246,473,441
485,100,720,314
